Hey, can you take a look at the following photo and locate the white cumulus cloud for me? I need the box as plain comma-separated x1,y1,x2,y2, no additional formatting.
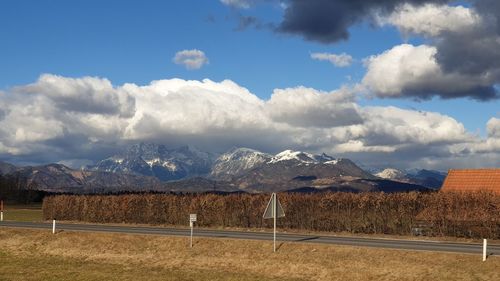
362,44,495,100
368,3,500,101
487,117,500,138
173,49,209,70
266,86,362,127
0,74,498,170
17,74,135,117
379,3,482,37
310,52,353,67
0,75,132,161
220,0,253,9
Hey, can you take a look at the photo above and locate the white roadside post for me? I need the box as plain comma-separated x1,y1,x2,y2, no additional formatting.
263,192,285,252
483,239,487,261
189,214,197,248
52,218,56,234
0,200,3,222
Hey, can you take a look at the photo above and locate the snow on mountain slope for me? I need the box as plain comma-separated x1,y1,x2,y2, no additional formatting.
374,168,446,189
211,147,272,178
89,144,380,189
375,168,408,181
268,150,336,164
211,148,368,182
88,143,215,181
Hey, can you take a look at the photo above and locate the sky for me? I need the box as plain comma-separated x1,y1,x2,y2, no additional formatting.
0,0,499,171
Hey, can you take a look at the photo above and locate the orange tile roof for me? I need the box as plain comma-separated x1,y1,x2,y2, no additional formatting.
441,169,500,193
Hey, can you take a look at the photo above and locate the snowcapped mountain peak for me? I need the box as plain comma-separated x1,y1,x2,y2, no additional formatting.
87,144,380,187
218,147,269,161
375,168,407,180
268,150,317,164
268,150,338,165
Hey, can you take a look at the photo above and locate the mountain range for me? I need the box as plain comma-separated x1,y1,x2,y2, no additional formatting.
375,168,447,189
0,143,446,195
87,143,215,181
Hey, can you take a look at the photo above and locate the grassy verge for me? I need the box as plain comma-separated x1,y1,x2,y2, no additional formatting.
0,228,498,281
1,204,43,222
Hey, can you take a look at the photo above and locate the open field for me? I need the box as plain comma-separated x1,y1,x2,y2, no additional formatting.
0,228,499,281
1,204,43,222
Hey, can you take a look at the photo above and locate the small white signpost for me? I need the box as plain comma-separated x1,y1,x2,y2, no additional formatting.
263,192,285,252
483,239,488,261
0,200,3,222
189,214,197,248
52,219,56,234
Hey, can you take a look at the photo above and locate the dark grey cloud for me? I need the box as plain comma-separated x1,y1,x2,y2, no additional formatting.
436,32,500,76
277,0,449,43
223,0,500,101
361,1,500,101
272,0,500,101
475,0,500,30
430,1,500,101
17,74,136,117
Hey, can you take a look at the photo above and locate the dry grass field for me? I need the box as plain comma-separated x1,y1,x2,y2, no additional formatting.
0,228,498,281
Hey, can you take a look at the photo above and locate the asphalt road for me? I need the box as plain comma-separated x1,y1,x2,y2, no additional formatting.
1,221,499,256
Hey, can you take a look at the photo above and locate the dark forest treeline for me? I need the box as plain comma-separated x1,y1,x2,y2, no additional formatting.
42,192,500,239
0,174,47,204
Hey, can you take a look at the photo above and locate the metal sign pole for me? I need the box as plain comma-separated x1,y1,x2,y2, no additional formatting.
263,193,284,253
273,193,276,253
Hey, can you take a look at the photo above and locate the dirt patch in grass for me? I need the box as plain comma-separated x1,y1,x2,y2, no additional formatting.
0,228,498,281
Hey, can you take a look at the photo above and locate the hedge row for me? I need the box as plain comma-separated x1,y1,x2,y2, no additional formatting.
42,192,500,238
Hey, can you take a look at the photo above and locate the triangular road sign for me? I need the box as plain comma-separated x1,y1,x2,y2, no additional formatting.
263,193,285,219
